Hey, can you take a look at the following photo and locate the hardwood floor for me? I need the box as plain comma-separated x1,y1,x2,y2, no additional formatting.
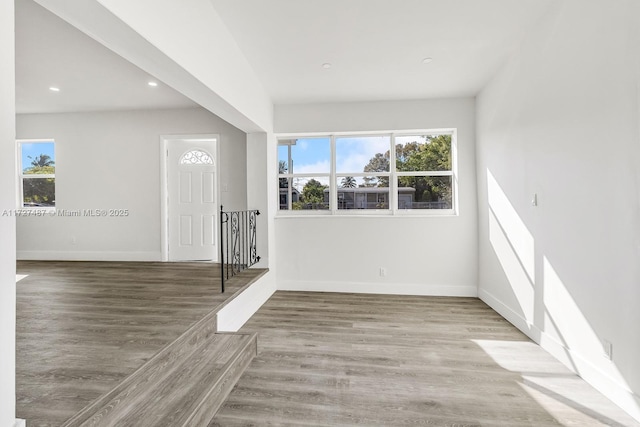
211,292,639,427
17,265,639,427
16,261,265,427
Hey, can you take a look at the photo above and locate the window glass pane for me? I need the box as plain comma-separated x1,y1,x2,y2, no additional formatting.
398,176,452,209
394,134,451,172
336,136,390,174
292,177,330,210
281,137,330,174
21,141,55,174
278,178,293,210
277,144,289,174
180,149,213,165
336,177,389,210
23,177,55,207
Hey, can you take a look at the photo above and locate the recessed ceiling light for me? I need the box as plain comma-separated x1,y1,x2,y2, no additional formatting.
49,87,60,92
148,81,158,87
422,57,433,64
322,63,332,69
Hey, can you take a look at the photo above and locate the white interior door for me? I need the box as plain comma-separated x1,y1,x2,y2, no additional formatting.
167,139,218,261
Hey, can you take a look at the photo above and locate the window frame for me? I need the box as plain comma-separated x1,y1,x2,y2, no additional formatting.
17,139,56,209
277,129,458,216
278,137,332,214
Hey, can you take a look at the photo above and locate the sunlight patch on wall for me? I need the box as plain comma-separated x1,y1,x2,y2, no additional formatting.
542,256,640,420
16,274,28,283
487,170,535,282
542,256,602,361
487,169,535,324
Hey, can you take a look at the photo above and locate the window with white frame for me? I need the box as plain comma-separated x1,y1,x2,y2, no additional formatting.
336,135,391,210
278,137,331,210
17,139,56,207
277,131,456,214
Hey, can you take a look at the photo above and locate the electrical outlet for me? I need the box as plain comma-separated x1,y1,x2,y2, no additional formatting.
531,193,538,207
379,267,387,277
70,236,77,245
602,339,613,360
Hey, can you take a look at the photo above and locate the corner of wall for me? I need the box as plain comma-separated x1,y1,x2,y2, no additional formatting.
0,0,16,422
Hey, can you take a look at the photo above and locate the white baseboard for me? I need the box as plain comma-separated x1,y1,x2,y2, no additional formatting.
17,250,162,262
14,419,26,427
278,280,478,297
477,288,541,342
217,272,276,332
479,288,640,423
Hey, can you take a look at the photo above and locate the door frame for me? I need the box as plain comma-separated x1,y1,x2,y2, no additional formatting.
160,134,221,262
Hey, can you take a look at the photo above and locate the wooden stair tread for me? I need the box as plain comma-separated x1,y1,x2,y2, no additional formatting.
63,333,257,426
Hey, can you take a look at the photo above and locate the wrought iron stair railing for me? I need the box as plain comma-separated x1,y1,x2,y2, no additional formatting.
219,206,261,293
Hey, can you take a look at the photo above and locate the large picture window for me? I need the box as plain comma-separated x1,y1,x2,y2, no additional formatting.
277,131,456,214
17,139,56,208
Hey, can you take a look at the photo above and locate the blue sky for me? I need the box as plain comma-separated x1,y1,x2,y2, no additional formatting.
21,141,55,172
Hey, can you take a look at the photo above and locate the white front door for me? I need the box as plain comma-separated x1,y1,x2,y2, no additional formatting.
167,138,218,261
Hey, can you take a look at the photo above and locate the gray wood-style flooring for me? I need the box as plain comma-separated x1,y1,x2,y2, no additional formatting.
16,260,264,427
211,292,639,427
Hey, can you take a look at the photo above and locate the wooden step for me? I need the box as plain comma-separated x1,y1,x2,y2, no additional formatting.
55,268,268,426
62,331,257,426
55,268,269,426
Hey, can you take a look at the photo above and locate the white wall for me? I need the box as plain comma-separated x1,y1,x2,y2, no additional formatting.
274,98,477,296
16,107,247,261
246,133,276,269
0,0,16,424
476,0,640,420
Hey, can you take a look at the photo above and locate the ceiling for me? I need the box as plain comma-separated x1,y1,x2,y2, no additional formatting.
15,0,197,114
16,0,555,114
210,0,555,104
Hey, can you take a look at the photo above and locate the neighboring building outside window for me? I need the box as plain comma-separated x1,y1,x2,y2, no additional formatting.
17,139,56,208
277,131,456,214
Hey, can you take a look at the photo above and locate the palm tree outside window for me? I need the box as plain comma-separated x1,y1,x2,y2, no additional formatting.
17,140,56,207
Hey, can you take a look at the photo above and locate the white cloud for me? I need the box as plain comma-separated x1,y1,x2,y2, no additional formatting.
337,152,373,173
294,159,330,174
336,137,390,173
395,135,426,145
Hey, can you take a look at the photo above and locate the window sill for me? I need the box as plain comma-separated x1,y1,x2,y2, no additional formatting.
276,209,458,219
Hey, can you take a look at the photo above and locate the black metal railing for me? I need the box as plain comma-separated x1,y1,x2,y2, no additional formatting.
219,206,261,293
